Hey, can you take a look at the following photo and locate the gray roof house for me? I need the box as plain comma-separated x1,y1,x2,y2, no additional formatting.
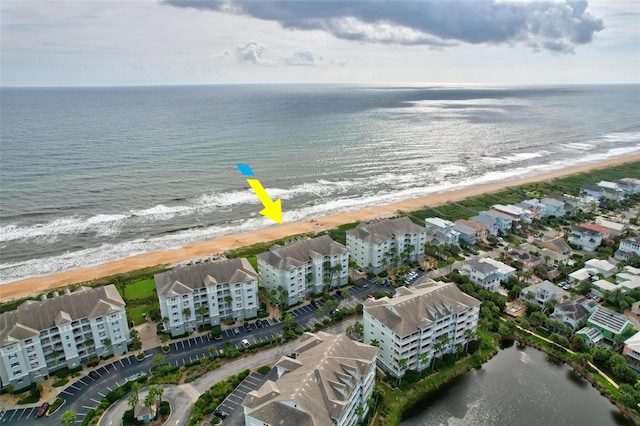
550,296,598,330
519,280,568,307
243,331,377,426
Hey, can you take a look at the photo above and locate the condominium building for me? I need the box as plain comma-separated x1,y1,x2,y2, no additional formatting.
243,331,377,426
363,279,481,377
346,217,426,274
0,285,130,389
258,236,349,306
155,258,258,337
615,236,640,262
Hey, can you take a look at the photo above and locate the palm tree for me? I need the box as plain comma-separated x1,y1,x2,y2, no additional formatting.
182,307,192,328
370,339,379,347
464,329,477,353
60,410,77,426
197,305,207,319
355,405,365,419
418,351,430,372
144,392,156,416
131,381,141,400
149,385,164,409
127,392,139,411
162,316,169,330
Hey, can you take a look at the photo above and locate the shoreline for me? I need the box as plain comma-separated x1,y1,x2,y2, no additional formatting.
1,154,639,302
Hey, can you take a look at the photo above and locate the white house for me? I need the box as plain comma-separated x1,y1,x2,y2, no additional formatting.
346,217,426,274
598,181,625,200
580,184,605,200
363,279,481,377
551,296,598,330
479,258,517,282
617,178,640,194
462,259,501,291
623,331,640,371
243,331,377,426
492,204,534,223
424,217,460,246
595,217,627,237
258,235,349,306
568,225,603,252
517,199,546,219
155,258,259,337
615,236,640,262
519,280,568,307
0,286,130,389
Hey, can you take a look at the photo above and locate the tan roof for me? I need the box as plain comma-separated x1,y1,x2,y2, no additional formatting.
155,258,257,297
346,217,425,244
257,235,347,270
0,285,125,346
364,279,481,338
243,331,376,426
455,219,486,232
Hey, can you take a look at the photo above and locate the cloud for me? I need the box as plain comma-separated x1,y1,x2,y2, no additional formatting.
164,0,605,53
235,41,270,64
231,42,332,67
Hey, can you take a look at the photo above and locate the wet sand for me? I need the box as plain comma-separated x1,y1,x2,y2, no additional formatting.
2,154,639,302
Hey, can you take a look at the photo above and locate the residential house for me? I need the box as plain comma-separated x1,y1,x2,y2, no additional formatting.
155,258,259,337
617,266,640,292
0,286,130,389
576,327,604,347
453,220,480,245
492,204,534,223
424,218,460,246
614,236,640,262
623,331,640,371
462,259,501,291
550,296,598,330
363,279,481,377
580,184,605,200
617,178,640,194
540,197,566,217
259,236,349,306
519,281,568,308
595,217,627,237
470,215,499,237
568,225,603,252
632,301,640,316
243,331,377,426
568,259,617,287
479,210,514,233
479,258,516,282
591,279,619,297
562,194,591,214
346,217,426,274
516,199,545,219
538,237,572,256
585,306,633,343
598,181,625,200
579,223,612,240
506,245,542,270
539,248,570,269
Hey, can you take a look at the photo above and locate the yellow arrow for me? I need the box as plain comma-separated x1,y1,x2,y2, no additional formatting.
246,179,283,224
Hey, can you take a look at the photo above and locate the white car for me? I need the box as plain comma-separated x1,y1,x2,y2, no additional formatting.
242,339,250,348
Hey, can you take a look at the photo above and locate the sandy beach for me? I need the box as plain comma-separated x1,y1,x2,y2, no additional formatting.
2,154,639,302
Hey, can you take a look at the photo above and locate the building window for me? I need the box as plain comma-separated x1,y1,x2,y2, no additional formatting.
10,362,19,368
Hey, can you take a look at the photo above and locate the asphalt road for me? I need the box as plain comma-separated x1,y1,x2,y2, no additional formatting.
0,281,391,425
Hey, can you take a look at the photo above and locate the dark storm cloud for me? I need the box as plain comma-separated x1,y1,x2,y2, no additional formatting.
164,0,604,53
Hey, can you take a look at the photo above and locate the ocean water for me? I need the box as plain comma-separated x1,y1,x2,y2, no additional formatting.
1,84,639,283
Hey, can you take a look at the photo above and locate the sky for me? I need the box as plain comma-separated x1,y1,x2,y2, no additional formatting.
1,0,638,87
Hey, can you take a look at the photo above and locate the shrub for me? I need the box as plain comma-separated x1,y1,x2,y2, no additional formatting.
81,409,96,426
257,365,271,375
52,378,69,387
159,401,170,416
48,397,64,414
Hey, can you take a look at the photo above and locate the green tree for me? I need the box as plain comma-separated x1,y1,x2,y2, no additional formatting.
370,339,379,347
60,410,77,426
127,392,139,411
397,358,408,386
153,353,165,366
144,392,155,414
149,385,164,408
197,305,207,318
131,381,141,399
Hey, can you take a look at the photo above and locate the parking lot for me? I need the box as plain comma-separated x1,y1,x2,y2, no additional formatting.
214,371,270,426
0,354,140,425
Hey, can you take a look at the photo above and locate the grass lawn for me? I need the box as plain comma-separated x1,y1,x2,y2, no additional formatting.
124,278,156,300
127,304,157,326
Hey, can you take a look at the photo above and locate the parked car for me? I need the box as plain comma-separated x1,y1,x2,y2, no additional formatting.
310,300,319,308
214,410,230,419
89,370,100,380
126,372,147,382
243,322,252,332
36,402,49,417
232,327,240,335
242,338,251,348
207,331,213,339
255,319,264,328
